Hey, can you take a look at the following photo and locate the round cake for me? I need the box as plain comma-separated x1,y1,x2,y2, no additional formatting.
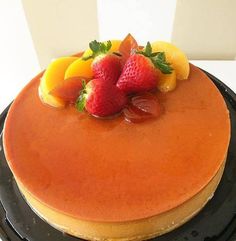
3,62,230,240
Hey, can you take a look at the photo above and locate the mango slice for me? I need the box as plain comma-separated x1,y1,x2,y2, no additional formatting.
151,41,189,80
158,70,177,93
64,58,93,79
40,57,78,107
39,86,65,108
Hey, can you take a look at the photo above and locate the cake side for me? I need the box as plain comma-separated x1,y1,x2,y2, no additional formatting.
16,158,226,241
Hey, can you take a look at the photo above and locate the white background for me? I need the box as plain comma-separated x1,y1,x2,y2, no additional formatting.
97,0,176,43
0,0,236,113
0,0,40,112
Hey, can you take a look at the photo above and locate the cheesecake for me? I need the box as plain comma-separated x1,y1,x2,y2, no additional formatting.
2,36,230,240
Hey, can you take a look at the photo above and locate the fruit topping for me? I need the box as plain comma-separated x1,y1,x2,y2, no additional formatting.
76,79,127,117
131,92,162,116
123,93,162,123
50,77,89,103
83,40,122,84
39,35,189,123
158,70,176,92
123,105,150,123
82,40,122,59
64,58,93,79
39,57,78,107
119,33,139,66
116,42,172,94
151,41,189,80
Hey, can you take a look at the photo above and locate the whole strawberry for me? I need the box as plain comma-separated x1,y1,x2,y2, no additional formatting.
83,40,121,84
76,79,127,117
116,42,173,94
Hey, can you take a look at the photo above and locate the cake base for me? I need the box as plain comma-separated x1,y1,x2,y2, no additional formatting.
16,160,225,241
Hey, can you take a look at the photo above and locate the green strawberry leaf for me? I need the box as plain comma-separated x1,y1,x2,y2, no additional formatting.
106,40,112,51
144,42,152,56
89,40,100,53
156,52,165,61
100,42,107,53
136,42,153,57
137,42,173,74
76,95,86,111
82,40,113,61
152,52,173,74
75,80,87,111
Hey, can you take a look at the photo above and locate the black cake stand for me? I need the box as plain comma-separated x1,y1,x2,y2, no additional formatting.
0,69,236,241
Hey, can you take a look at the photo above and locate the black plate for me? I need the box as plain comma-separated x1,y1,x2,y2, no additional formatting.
0,69,236,241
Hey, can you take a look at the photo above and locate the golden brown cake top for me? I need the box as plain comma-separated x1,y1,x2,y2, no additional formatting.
3,64,230,222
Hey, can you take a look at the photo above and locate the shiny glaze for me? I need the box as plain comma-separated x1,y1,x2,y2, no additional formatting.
3,65,230,222
123,92,162,122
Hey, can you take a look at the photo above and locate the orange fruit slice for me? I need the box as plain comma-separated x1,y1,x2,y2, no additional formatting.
39,57,78,107
151,41,189,80
158,70,177,92
64,58,93,79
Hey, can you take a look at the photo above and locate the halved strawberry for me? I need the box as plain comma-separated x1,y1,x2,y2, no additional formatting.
76,79,127,117
117,42,173,94
119,33,139,66
83,40,121,84
50,77,89,103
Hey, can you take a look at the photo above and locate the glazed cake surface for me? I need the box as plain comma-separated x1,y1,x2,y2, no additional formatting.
3,64,230,223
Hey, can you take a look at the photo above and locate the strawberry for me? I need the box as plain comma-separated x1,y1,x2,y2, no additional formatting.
50,77,89,103
83,40,121,84
116,42,173,94
76,79,127,117
119,33,139,66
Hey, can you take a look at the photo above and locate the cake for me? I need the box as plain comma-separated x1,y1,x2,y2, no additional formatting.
3,35,230,240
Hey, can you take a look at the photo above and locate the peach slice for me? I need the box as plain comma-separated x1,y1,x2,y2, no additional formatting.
50,77,89,103
64,58,93,79
39,86,65,108
151,41,189,80
39,57,78,107
82,40,122,59
158,70,177,93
